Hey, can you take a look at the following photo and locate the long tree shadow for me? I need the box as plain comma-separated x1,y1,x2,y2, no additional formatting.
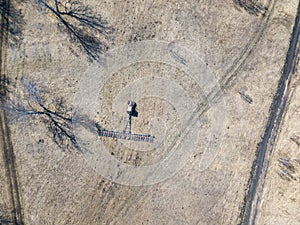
2,78,101,151
233,0,268,16
0,217,14,225
38,0,114,62
0,0,24,47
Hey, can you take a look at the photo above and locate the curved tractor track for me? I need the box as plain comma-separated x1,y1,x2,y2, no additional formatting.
101,1,277,224
0,0,283,224
0,0,24,224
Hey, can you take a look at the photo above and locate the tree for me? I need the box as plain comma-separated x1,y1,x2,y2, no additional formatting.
0,77,10,97
2,78,100,151
0,205,14,225
233,0,267,16
37,0,114,61
0,0,24,47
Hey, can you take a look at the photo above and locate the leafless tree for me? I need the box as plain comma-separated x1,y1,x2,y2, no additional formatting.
2,79,100,151
37,0,114,61
233,0,267,16
277,157,299,181
0,207,13,225
238,87,253,104
0,0,24,47
290,134,300,146
0,77,10,97
0,217,14,225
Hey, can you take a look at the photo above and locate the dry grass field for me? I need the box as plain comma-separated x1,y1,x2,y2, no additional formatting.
0,0,300,224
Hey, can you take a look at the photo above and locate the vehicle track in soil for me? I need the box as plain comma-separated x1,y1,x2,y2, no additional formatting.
0,0,24,224
238,1,300,224
0,0,276,224
96,1,276,224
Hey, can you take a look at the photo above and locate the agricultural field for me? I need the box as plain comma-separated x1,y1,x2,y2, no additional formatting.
0,0,299,224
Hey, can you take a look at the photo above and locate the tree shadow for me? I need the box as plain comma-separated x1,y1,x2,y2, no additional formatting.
0,77,11,97
0,1,25,47
1,78,101,152
38,0,114,62
233,0,268,16
0,208,14,225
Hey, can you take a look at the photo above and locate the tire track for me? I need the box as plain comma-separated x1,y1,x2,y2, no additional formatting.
0,0,24,224
1,0,274,222
238,1,300,224
103,1,276,224
222,0,275,89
